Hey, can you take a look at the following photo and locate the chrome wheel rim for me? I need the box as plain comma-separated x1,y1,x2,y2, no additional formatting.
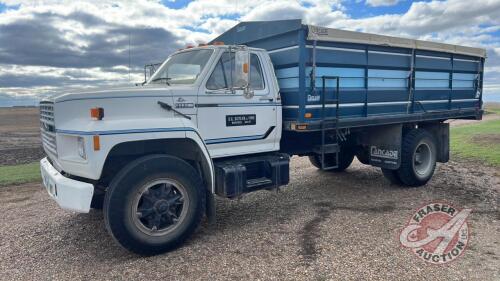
413,142,432,176
131,179,189,236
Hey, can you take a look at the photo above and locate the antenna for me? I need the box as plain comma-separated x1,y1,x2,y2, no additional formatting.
128,31,131,82
233,0,239,45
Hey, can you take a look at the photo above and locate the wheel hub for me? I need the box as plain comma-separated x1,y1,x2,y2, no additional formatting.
413,142,432,176
154,200,169,213
131,179,188,236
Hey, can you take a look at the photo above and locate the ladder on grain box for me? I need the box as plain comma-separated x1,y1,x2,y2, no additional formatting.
314,76,341,170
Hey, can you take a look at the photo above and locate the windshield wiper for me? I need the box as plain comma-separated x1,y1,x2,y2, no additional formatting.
151,77,171,85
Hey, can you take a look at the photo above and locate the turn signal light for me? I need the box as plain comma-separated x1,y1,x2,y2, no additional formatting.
90,107,104,120
296,124,308,130
93,135,100,151
212,41,224,45
292,123,308,130
304,113,312,118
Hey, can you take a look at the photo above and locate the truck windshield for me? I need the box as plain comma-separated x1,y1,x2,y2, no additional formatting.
149,49,213,85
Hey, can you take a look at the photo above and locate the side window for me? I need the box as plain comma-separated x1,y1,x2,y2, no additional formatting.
206,60,225,90
206,52,265,91
249,54,265,90
206,52,234,90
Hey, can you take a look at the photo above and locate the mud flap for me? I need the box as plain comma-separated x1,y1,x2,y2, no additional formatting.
360,124,402,170
206,191,216,227
420,122,449,163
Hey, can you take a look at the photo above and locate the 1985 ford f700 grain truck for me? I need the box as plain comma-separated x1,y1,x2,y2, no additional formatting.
39,20,485,255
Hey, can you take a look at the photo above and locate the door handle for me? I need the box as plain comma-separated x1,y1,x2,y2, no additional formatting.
259,97,274,102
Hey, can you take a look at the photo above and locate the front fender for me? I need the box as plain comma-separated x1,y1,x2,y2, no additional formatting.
54,117,206,180
184,129,215,193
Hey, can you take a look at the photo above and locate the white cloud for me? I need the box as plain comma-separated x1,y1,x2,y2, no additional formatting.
0,0,499,103
199,17,239,35
366,0,400,7
331,0,500,38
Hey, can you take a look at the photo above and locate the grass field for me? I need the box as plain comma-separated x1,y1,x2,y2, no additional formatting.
484,102,500,114
0,162,41,186
450,118,500,166
485,107,500,115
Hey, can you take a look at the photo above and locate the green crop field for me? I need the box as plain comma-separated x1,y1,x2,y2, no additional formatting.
0,162,41,186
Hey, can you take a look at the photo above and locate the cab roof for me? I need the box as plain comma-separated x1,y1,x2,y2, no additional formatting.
175,44,266,54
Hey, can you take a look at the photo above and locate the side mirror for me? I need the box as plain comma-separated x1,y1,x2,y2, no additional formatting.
233,49,249,89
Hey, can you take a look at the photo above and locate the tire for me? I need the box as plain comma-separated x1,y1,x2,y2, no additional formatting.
396,129,437,187
308,154,323,169
90,193,104,210
308,148,354,172
104,154,205,256
356,149,370,165
381,168,403,185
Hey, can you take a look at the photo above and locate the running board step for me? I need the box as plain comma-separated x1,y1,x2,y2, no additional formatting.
246,177,273,189
214,153,290,198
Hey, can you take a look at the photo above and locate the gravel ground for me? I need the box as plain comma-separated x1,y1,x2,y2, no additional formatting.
1,157,499,280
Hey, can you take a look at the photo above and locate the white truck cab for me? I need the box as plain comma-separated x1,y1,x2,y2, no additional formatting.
40,44,288,255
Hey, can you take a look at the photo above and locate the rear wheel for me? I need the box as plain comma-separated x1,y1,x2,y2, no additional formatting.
395,129,437,187
308,154,324,169
356,149,370,165
308,148,354,172
104,155,205,256
381,168,403,185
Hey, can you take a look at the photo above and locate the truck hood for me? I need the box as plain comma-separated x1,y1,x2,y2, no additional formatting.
45,84,193,103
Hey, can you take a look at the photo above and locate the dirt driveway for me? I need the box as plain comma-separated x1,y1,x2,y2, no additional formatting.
1,157,499,280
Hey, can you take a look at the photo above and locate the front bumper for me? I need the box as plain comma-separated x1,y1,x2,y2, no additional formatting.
40,157,94,213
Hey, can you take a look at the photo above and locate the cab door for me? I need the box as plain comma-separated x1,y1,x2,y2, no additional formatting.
197,49,279,158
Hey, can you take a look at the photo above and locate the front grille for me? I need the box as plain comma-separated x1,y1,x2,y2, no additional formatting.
40,101,57,156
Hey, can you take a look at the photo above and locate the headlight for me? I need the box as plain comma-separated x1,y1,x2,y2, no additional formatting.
77,137,87,160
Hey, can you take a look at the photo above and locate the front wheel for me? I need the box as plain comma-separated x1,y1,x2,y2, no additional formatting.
104,155,205,256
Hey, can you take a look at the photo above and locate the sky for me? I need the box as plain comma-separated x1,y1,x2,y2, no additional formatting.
0,0,500,106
